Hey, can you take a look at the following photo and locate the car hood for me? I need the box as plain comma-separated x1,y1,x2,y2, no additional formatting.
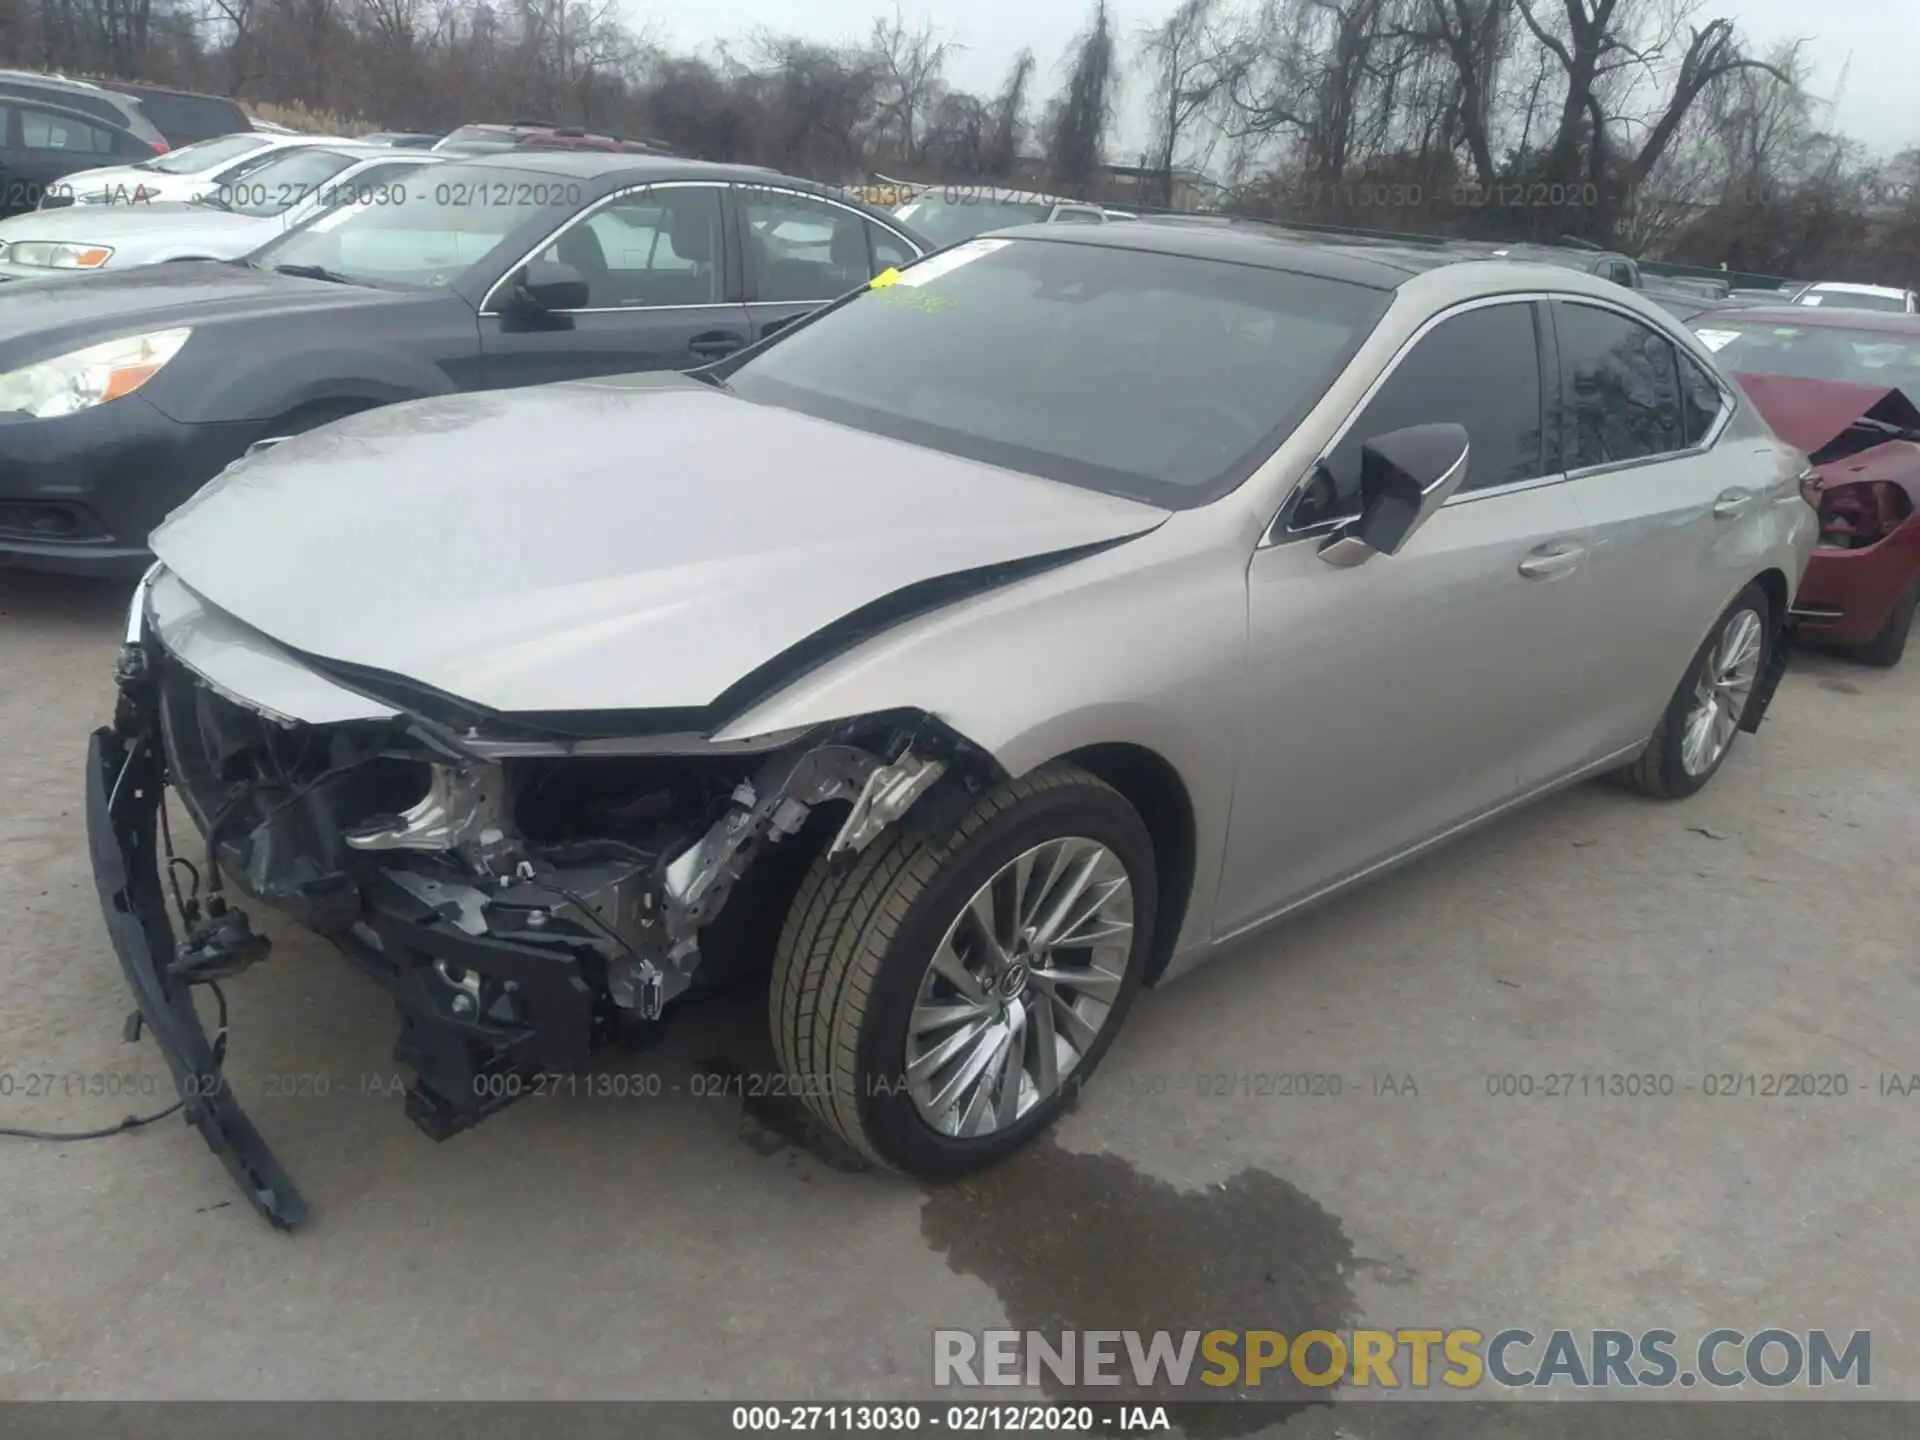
60,165,188,200
0,261,409,362
151,375,1170,720
1733,371,1920,455
0,203,256,246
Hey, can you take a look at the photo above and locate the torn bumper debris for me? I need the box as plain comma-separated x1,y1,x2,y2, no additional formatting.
87,584,977,1228
85,716,309,1229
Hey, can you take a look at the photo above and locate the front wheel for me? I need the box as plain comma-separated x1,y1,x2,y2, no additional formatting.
1617,583,1771,800
770,763,1155,1176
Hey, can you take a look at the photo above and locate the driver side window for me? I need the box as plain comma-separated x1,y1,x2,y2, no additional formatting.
536,186,723,309
1291,301,1547,529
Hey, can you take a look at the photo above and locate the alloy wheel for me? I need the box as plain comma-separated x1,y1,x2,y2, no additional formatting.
904,837,1134,1138
1680,607,1763,777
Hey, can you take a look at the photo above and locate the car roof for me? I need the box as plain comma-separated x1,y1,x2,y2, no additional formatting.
1801,281,1911,297
901,187,1100,208
438,150,887,191
1689,305,1920,333
979,223,1709,322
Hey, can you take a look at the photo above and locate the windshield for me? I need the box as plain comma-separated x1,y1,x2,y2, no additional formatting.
1694,320,1920,394
252,163,566,288
892,195,1055,246
726,236,1390,506
148,132,269,175
212,148,361,216
1797,289,1909,313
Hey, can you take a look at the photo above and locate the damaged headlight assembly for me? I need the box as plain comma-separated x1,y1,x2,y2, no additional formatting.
337,731,954,1026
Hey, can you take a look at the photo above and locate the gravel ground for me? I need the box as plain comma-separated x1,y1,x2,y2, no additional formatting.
1,565,1915,1419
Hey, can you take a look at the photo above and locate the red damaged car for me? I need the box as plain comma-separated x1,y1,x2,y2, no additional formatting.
1693,308,1920,666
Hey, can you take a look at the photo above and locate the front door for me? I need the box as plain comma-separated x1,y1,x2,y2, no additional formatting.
1214,299,1602,936
478,181,751,387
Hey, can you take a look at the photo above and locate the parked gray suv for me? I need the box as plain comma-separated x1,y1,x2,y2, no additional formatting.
0,71,250,149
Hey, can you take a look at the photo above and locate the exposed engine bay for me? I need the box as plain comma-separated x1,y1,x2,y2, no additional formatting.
125,634,992,1153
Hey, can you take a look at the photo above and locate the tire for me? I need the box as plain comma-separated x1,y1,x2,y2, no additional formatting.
1618,582,1772,800
770,763,1156,1176
1855,582,1916,668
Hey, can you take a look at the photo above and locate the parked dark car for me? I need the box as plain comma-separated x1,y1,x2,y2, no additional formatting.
0,97,161,216
0,151,930,575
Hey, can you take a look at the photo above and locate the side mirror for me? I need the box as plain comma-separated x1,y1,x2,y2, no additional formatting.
502,258,588,316
1317,422,1470,568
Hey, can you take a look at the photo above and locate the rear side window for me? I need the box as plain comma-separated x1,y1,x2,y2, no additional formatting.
1307,301,1545,521
19,106,120,154
1555,301,1684,467
117,90,250,147
1678,351,1724,446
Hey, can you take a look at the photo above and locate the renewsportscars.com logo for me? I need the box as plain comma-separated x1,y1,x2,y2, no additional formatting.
932,1327,1872,1390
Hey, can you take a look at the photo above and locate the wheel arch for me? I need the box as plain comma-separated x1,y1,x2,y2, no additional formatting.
1751,566,1788,627
1056,741,1197,987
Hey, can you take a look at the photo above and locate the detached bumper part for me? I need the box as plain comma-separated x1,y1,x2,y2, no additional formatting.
84,722,309,1230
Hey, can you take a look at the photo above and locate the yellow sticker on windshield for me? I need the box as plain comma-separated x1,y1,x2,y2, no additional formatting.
869,267,904,289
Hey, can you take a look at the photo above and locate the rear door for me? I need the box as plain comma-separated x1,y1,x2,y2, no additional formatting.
0,103,140,214
1217,298,1602,934
1549,298,1764,751
733,183,924,343
476,179,752,385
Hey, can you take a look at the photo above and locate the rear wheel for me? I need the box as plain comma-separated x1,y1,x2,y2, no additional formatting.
1855,581,1916,668
770,763,1155,1176
1618,583,1771,800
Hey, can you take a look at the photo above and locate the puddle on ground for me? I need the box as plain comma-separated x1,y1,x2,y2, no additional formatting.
920,1137,1357,1437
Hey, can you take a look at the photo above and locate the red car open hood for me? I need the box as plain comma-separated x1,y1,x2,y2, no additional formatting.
1734,372,1920,455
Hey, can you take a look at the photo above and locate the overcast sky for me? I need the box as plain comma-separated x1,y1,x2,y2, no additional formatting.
642,0,1920,162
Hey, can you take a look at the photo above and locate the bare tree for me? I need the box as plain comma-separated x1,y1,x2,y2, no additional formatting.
868,5,956,166
983,46,1034,176
1137,0,1225,205
1044,0,1117,195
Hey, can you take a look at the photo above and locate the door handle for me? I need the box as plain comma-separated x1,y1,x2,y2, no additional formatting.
687,331,744,359
1518,541,1586,580
1711,489,1755,519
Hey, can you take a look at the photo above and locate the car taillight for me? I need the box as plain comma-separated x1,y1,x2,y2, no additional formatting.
1816,479,1912,549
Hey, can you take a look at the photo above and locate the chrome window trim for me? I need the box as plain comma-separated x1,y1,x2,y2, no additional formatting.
1260,288,1739,549
1556,295,1736,478
477,179,728,317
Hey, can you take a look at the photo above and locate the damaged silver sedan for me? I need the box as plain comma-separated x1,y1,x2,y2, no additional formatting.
88,225,1814,1226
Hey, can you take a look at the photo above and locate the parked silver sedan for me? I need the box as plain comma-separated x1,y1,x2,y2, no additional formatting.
89,225,1816,1226
0,146,442,274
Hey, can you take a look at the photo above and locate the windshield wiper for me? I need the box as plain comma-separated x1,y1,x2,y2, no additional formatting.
273,263,355,285
194,191,232,212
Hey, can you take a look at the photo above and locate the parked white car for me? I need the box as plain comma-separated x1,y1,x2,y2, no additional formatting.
1792,282,1919,314
44,131,347,209
0,147,442,273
